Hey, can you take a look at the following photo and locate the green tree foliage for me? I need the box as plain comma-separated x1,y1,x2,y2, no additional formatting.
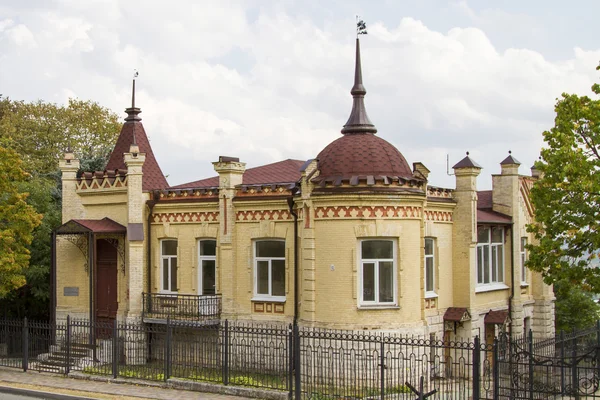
0,146,42,299
0,97,120,318
554,278,600,332
0,97,120,176
528,66,600,292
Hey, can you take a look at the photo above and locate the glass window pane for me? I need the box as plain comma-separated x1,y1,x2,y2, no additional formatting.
426,258,434,292
257,261,269,295
200,240,216,256
497,247,504,282
492,246,498,281
478,227,490,243
425,239,434,255
492,227,503,243
170,258,177,292
163,259,169,291
362,240,393,259
363,263,375,301
272,260,286,296
256,241,285,257
483,246,490,283
379,261,394,302
521,237,527,251
477,247,483,284
162,240,177,256
202,260,216,295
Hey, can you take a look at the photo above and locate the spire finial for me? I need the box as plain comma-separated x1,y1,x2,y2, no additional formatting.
125,70,141,123
341,18,377,135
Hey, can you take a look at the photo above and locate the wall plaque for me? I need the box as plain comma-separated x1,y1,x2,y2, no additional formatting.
64,287,79,296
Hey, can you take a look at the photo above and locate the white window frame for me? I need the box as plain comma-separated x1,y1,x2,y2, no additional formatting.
253,240,286,302
160,239,178,294
476,226,505,289
424,238,437,298
198,239,217,295
520,237,528,285
358,239,397,307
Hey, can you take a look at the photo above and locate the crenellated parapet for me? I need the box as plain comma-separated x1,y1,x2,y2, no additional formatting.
77,170,128,191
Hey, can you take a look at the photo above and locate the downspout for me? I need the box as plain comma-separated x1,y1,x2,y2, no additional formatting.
146,194,157,296
287,192,299,324
508,222,515,336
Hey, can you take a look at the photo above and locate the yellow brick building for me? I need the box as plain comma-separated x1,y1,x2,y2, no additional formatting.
53,38,554,343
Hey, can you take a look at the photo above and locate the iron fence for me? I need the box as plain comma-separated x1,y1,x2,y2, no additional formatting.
2,317,600,399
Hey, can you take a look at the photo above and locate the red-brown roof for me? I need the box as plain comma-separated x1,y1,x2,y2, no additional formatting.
171,159,305,189
56,218,126,234
484,310,509,325
106,118,168,191
314,133,414,183
477,209,512,224
443,307,471,322
477,190,493,209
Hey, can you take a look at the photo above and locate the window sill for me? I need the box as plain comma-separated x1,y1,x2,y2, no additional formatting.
475,284,509,293
425,292,438,299
357,304,400,310
251,297,286,303
520,282,529,288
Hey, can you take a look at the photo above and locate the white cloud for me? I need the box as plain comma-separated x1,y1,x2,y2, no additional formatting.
0,1,599,189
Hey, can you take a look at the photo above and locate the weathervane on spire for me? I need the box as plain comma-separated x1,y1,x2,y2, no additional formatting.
356,15,367,37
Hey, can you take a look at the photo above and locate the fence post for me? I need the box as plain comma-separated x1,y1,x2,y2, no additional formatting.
112,319,118,379
22,317,28,372
560,330,565,395
493,337,499,400
380,337,385,400
288,323,293,399
294,322,301,400
596,321,600,387
472,335,480,400
223,319,229,385
528,330,534,400
571,329,579,400
65,315,71,375
165,317,172,382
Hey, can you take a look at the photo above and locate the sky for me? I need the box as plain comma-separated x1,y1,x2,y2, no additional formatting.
1,0,599,189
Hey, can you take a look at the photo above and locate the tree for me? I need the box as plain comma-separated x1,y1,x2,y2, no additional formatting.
554,278,600,332
528,65,600,292
0,97,120,318
0,97,120,176
0,146,42,298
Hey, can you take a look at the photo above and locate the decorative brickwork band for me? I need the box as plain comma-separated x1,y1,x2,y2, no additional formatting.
236,210,292,222
424,210,453,222
77,173,127,190
152,212,219,223
314,205,422,219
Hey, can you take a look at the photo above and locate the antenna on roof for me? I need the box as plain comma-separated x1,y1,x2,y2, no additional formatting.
446,154,455,176
132,70,139,146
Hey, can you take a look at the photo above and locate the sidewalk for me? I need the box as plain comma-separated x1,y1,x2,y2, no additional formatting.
0,367,261,400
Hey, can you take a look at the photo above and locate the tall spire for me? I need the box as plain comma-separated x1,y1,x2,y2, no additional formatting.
341,38,377,134
125,71,141,123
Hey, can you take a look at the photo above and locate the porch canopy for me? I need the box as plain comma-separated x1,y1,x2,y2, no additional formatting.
52,217,127,325
55,218,127,235
484,310,510,325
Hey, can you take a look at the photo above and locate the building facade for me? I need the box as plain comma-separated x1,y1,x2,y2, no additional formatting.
53,38,554,344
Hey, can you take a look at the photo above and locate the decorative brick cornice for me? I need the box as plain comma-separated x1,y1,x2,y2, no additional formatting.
236,184,295,198
314,205,422,219
424,210,453,222
236,209,292,222
152,211,219,223
158,188,219,201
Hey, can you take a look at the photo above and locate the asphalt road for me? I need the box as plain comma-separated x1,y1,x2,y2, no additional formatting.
0,387,96,400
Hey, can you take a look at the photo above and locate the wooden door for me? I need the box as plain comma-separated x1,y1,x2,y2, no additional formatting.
96,239,118,324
